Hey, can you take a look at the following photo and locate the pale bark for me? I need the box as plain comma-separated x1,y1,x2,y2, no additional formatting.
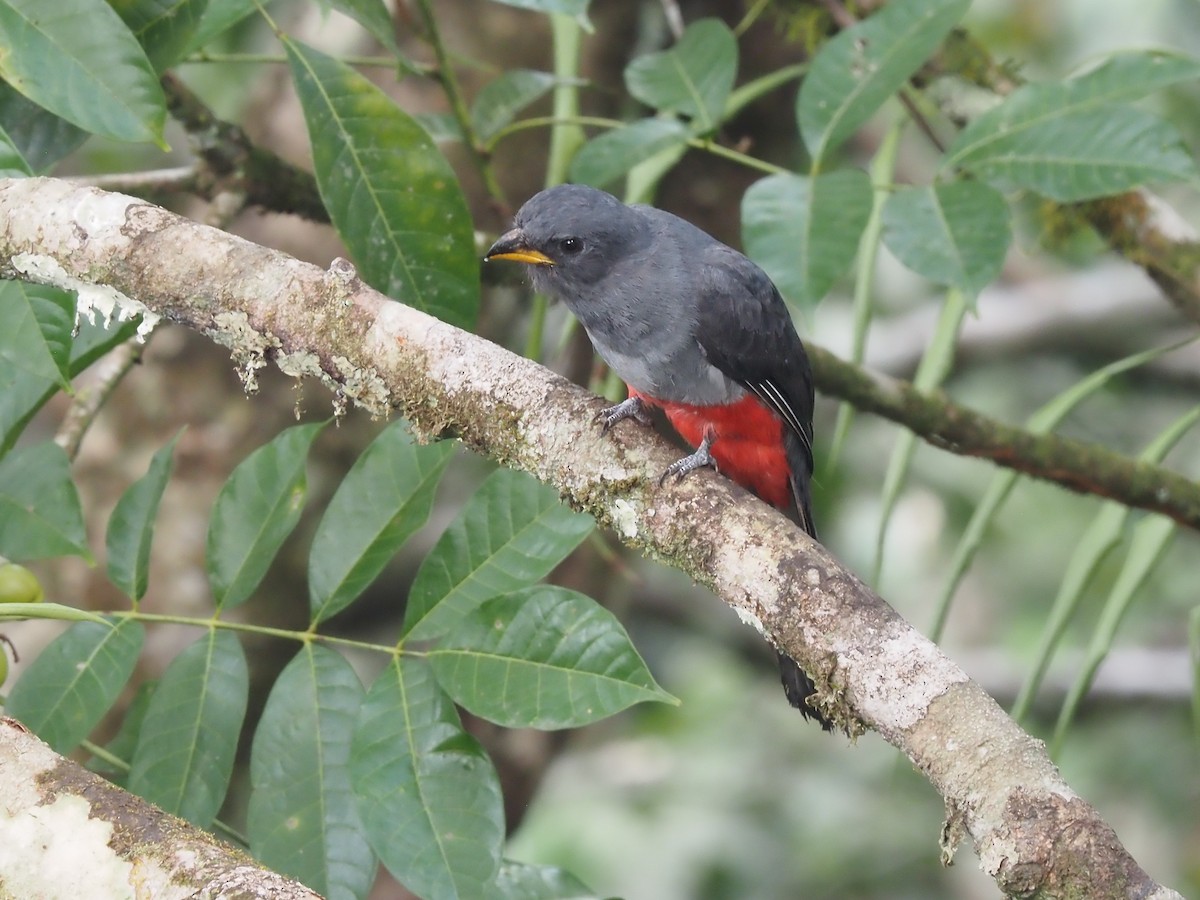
0,177,1183,900
0,718,319,900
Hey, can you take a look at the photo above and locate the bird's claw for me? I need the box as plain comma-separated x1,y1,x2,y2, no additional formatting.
597,395,650,434
659,430,718,485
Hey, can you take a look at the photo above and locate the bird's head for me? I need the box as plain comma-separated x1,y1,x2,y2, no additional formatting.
484,184,648,297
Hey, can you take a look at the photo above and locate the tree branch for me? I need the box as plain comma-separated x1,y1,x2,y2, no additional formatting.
0,717,319,899
808,343,1200,530
0,177,1181,900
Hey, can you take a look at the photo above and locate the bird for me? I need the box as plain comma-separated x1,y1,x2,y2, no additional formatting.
485,183,829,730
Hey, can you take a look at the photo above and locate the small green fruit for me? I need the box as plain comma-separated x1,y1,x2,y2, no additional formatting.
0,564,44,605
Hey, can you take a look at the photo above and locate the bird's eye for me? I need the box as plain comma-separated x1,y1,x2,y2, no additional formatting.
558,237,583,255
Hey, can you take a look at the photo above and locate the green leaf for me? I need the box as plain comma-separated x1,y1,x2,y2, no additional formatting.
494,861,597,900
207,421,324,610
1051,512,1179,753
89,680,155,785
5,618,143,753
285,39,479,330
350,657,503,900
873,289,968,584
1012,402,1200,722
1190,606,1200,748
0,122,31,176
0,441,89,562
402,468,594,641
930,340,1187,641
181,0,254,54
0,0,167,145
568,117,689,190
0,81,86,171
109,0,210,71
326,0,399,53
107,431,181,602
950,108,1195,201
309,421,454,625
488,0,591,30
127,629,248,826
431,586,674,729
0,281,71,386
798,0,969,164
249,644,375,900
944,52,1200,201
0,310,137,456
881,181,1011,298
472,69,557,141
741,169,873,310
624,18,737,133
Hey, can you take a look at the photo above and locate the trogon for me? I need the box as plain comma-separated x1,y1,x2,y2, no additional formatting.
486,184,829,730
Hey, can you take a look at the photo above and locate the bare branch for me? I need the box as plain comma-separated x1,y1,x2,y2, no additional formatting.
0,177,1182,900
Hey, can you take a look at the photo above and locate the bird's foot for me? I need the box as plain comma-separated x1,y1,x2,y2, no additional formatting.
597,395,650,434
660,427,718,485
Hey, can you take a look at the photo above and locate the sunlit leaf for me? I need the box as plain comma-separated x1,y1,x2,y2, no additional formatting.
624,18,736,133
0,0,166,144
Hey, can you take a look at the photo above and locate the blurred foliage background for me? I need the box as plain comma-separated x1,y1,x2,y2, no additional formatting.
5,0,1199,897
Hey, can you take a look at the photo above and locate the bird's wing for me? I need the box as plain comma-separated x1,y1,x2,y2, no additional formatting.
693,245,817,535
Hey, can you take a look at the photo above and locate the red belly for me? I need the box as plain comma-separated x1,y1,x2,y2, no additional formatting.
629,389,791,509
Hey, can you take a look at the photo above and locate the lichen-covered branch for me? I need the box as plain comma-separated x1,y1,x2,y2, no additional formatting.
0,177,1181,900
0,717,319,899
807,344,1200,530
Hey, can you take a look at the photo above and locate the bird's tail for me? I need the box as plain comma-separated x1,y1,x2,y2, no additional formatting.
780,459,834,730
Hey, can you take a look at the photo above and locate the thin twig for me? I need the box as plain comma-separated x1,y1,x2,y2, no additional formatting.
55,339,144,461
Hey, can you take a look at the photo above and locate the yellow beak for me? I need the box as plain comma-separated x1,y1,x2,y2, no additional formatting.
485,229,555,266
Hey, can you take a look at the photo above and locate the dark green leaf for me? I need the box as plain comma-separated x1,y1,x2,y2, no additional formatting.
431,586,674,729
0,281,70,386
568,118,689,190
0,0,167,145
0,312,137,457
798,0,970,163
127,630,248,826
89,680,156,785
207,422,324,610
5,618,143,753
248,644,375,900
741,169,873,310
309,421,454,625
494,861,597,899
350,657,503,900
881,181,1011,297
107,431,181,602
624,18,736,132
0,441,89,562
0,122,31,176
472,69,557,141
109,0,210,71
402,468,593,641
0,81,87,170
285,39,479,329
